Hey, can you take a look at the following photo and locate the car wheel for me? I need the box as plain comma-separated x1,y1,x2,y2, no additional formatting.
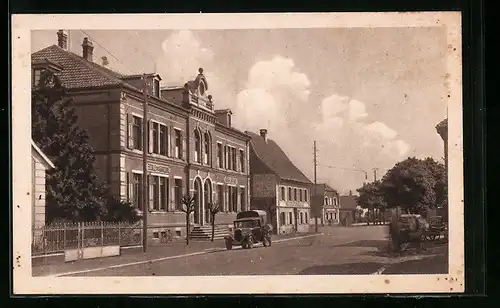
225,238,233,250
263,236,271,247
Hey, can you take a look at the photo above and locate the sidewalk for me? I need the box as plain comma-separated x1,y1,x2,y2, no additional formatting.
32,233,318,277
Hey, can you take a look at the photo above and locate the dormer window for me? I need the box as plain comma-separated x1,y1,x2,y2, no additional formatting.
153,78,160,98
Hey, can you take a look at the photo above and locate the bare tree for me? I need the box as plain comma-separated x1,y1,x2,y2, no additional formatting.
207,202,221,242
180,195,196,245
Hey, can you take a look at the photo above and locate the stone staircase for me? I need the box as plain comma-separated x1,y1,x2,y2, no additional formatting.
189,224,231,241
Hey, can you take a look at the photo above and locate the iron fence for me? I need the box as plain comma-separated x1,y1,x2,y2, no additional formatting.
31,221,233,256
32,221,145,256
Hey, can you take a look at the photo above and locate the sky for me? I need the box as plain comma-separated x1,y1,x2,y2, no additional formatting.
31,28,448,195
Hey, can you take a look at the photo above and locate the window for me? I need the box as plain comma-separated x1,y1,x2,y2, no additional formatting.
132,116,143,150
280,186,285,201
240,188,246,211
203,132,210,165
174,129,182,159
240,149,245,172
300,212,304,224
151,122,158,153
32,69,42,87
217,185,224,212
294,188,297,201
150,176,159,211
153,79,160,98
304,189,308,202
224,146,228,169
325,197,328,206
305,212,308,223
333,197,337,206
299,189,303,202
159,177,168,210
230,186,238,212
174,179,182,210
288,187,292,201
232,148,237,171
133,173,143,209
159,125,168,156
194,130,201,163
217,143,223,168
280,212,286,226
289,212,293,225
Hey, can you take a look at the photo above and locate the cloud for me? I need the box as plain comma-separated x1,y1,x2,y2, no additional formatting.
349,100,368,121
364,121,397,139
156,30,215,87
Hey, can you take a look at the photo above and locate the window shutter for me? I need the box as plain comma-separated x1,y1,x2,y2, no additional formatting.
181,132,186,160
148,175,154,211
148,120,154,153
169,126,175,157
127,172,134,204
127,114,134,149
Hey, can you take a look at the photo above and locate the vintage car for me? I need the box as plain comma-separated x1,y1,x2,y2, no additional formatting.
424,216,447,241
224,210,272,250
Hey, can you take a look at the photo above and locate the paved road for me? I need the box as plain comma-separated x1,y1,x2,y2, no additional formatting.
60,225,447,277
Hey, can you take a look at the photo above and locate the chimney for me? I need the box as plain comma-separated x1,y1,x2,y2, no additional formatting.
260,129,268,142
81,37,94,62
57,30,68,50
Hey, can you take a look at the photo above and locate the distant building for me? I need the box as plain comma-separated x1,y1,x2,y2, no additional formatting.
31,30,251,240
31,140,55,228
312,184,340,225
339,191,358,226
248,129,313,234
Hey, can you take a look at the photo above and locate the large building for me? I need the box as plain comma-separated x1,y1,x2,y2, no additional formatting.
312,184,340,225
31,31,251,239
248,129,313,234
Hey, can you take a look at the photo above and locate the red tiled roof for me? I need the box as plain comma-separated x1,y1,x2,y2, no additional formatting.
247,131,312,184
31,45,140,91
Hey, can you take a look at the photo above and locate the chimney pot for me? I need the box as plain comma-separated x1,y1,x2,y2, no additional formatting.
81,37,94,62
260,129,268,141
57,30,68,50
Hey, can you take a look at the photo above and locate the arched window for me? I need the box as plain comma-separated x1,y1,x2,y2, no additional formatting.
194,129,201,163
203,132,211,165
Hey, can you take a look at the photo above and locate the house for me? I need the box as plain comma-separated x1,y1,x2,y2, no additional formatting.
339,191,358,226
247,129,313,234
31,30,251,240
312,184,340,225
31,140,55,228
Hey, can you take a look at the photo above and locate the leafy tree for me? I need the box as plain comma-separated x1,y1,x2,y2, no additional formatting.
356,180,386,225
180,195,196,245
423,157,448,220
207,202,221,242
32,71,107,223
101,196,141,223
379,157,437,215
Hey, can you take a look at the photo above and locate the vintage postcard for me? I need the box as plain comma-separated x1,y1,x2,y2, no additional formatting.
12,12,463,294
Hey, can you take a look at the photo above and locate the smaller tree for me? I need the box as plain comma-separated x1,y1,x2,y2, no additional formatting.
101,196,141,223
207,202,221,242
180,195,196,245
356,180,386,225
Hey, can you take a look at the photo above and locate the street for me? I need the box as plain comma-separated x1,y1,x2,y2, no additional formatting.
40,225,447,277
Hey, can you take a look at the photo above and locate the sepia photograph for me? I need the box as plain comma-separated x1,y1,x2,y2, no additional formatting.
12,12,464,294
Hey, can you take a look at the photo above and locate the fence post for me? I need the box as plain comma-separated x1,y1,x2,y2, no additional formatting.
63,223,66,251
101,221,104,248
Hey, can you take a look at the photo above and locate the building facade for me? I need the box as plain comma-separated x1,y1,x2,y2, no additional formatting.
31,141,55,228
339,192,358,226
248,129,313,234
312,184,340,225
31,31,250,240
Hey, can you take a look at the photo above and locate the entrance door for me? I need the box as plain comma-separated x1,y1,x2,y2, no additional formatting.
194,178,202,224
204,180,212,224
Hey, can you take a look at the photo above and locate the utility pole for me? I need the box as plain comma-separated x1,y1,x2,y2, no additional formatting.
372,168,379,182
142,74,149,253
313,141,318,233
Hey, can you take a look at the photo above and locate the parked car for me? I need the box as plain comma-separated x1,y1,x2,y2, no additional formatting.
224,210,272,250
